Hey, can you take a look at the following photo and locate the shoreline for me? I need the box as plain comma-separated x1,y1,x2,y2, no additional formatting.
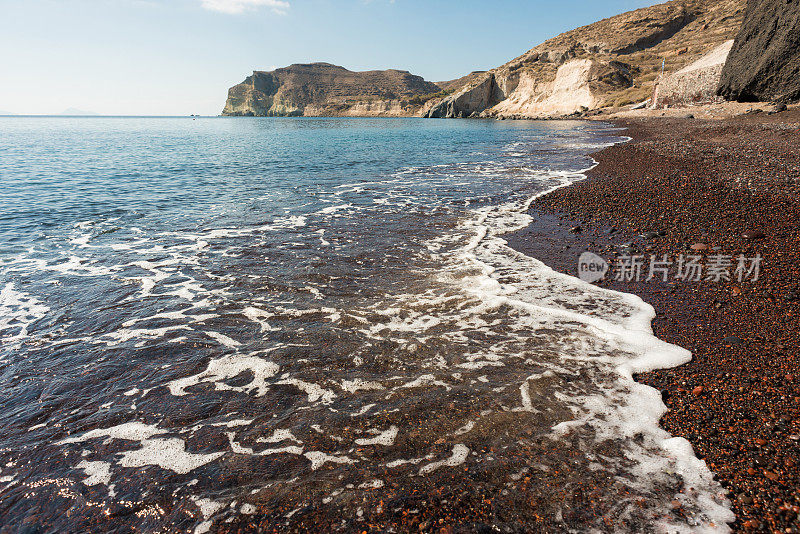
506,111,800,532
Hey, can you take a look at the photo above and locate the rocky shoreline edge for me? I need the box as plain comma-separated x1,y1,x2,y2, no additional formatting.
505,110,800,533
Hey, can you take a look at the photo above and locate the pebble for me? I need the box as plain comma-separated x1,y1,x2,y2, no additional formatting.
722,336,744,346
742,229,766,240
523,113,800,534
569,226,582,233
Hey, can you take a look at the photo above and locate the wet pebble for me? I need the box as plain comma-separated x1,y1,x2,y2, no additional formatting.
742,229,766,240
520,111,800,534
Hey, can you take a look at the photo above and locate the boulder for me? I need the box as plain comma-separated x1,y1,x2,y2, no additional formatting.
718,0,800,103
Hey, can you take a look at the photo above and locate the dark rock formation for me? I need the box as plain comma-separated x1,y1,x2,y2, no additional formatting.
718,0,800,103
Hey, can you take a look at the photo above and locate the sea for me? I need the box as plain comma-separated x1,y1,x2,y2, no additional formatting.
0,117,733,533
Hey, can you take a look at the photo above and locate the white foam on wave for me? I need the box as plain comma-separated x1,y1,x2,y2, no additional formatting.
168,353,280,397
242,306,277,332
358,479,384,490
276,376,336,404
0,282,50,344
101,325,191,347
317,203,353,216
350,403,376,417
453,421,475,436
210,418,254,428
385,453,435,469
47,255,118,277
205,331,241,348
225,428,361,472
419,444,469,475
125,259,172,297
435,152,734,530
256,429,302,444
304,451,356,470
60,422,224,476
76,460,112,488
225,432,304,457
398,374,451,391
355,426,398,447
173,216,308,244
341,379,384,393
192,497,225,534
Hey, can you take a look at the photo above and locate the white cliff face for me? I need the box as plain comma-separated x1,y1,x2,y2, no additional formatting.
424,74,503,118
304,100,413,117
339,100,411,117
490,60,598,118
655,40,735,106
422,0,745,119
676,40,734,75
424,60,610,119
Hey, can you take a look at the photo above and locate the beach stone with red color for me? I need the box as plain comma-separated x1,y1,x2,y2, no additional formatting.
742,229,766,240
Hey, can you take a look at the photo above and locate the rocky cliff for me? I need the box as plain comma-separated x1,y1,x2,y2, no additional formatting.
718,0,800,103
425,0,746,118
222,63,444,117
223,0,749,119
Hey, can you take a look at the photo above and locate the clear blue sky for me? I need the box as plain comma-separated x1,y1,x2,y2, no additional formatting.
0,0,660,116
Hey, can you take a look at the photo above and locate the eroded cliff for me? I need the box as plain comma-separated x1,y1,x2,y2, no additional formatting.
223,0,749,119
425,0,746,118
222,63,443,117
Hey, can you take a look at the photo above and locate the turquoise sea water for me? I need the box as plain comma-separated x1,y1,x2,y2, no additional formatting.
0,117,732,532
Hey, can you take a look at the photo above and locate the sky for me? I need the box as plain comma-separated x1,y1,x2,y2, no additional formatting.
0,0,660,116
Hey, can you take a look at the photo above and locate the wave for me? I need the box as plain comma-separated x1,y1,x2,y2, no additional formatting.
0,121,732,532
